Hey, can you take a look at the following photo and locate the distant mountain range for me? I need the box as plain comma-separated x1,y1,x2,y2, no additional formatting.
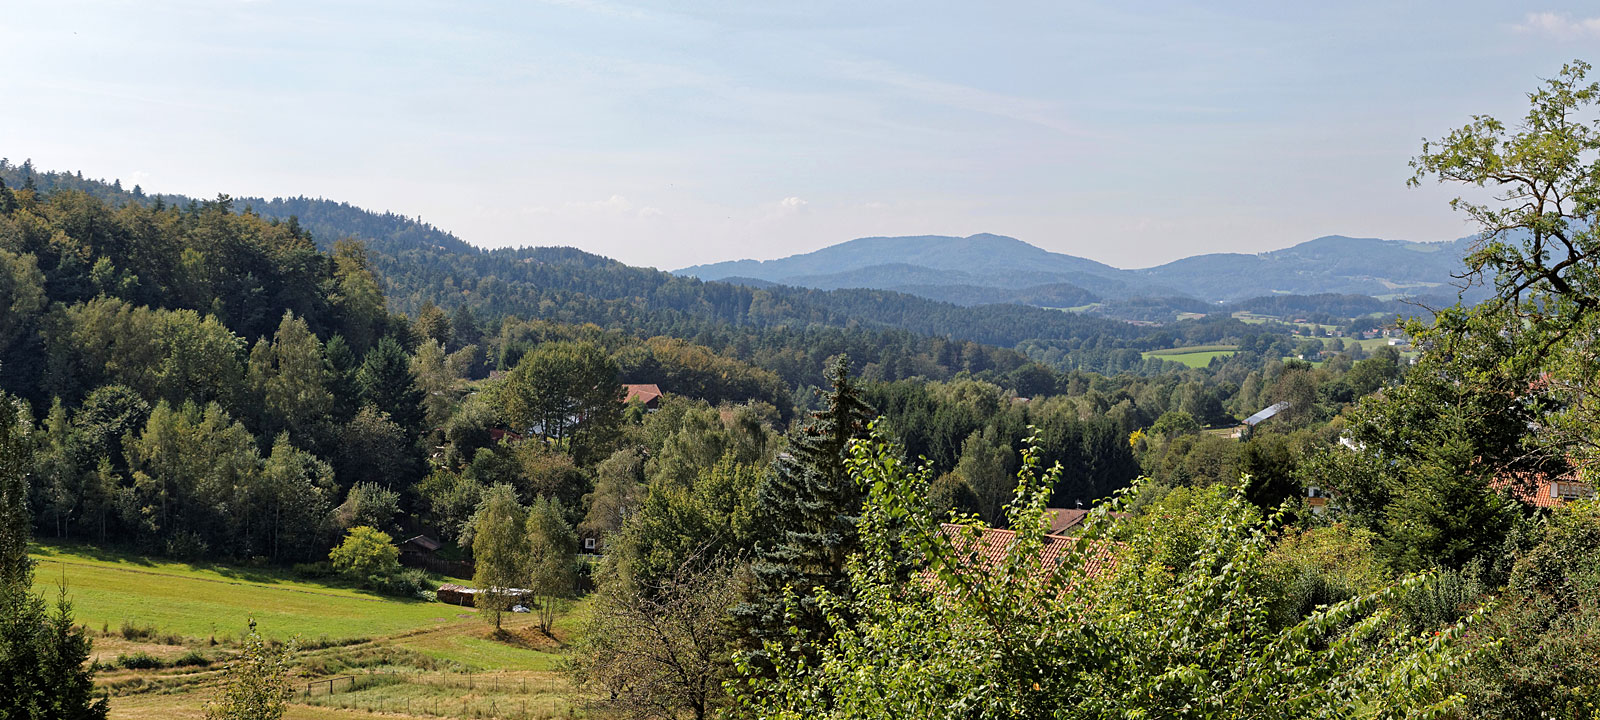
675,232,1485,306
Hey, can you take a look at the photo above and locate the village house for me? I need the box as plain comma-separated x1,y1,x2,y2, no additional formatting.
623,383,664,410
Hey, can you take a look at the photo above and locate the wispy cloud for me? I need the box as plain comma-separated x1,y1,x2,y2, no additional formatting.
1514,12,1600,40
829,57,1085,136
534,0,651,22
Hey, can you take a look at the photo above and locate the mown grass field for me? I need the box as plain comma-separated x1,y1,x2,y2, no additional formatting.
29,542,588,720
1141,344,1237,368
31,543,455,642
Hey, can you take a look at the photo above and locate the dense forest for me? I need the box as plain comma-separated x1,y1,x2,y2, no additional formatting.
0,160,1344,382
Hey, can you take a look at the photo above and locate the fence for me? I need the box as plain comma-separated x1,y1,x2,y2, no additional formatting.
302,675,356,699
307,695,572,719
404,555,474,578
296,672,575,719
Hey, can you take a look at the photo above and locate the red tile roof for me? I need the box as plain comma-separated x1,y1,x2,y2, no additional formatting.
1045,508,1090,534
931,522,1117,589
623,384,663,406
1498,469,1595,508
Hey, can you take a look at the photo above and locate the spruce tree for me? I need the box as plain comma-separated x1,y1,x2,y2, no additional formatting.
0,394,108,720
356,337,426,438
731,355,872,670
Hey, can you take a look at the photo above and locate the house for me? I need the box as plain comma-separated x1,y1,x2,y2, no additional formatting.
488,427,523,444
1044,508,1090,535
623,384,664,410
398,534,442,561
1042,508,1127,535
1498,470,1596,509
925,523,1117,597
1306,486,1331,515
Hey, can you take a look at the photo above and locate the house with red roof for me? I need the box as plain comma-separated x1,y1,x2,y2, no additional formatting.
623,383,663,410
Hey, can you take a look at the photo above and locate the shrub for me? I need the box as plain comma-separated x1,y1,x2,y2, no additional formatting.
116,652,163,669
172,650,211,667
329,526,400,580
291,561,336,579
371,568,433,599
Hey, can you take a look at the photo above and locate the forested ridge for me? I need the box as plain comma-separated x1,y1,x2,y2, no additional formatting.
0,161,1292,383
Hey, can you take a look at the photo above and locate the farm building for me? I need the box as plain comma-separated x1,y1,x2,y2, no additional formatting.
435,583,533,607
1238,401,1290,439
398,534,441,560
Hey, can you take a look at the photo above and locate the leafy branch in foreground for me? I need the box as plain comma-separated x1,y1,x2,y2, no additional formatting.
734,426,1491,719
204,619,293,720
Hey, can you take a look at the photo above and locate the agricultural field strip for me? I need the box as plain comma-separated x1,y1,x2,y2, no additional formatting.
35,555,396,604
1142,344,1238,356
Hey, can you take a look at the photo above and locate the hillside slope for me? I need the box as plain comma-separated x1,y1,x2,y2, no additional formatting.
1137,235,1478,301
1,163,1209,382
677,232,1482,304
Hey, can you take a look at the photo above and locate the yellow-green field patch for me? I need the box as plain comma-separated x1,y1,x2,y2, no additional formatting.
1142,344,1238,368
32,543,459,642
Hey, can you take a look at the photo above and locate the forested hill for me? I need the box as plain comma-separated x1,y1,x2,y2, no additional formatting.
0,161,1258,380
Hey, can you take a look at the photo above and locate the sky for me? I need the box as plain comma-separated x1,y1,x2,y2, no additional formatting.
3,2,1599,271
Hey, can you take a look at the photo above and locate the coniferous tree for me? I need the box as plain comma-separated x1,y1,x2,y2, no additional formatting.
0,394,109,720
356,337,426,439
732,355,872,669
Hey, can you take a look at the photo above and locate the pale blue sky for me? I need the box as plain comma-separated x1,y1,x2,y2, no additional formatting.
4,2,1598,269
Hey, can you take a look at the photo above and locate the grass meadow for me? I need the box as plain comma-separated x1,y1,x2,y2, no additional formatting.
29,542,589,720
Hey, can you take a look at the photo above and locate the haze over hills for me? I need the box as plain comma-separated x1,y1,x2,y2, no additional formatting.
676,232,1484,305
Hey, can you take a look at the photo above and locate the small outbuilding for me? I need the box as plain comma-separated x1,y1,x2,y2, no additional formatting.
399,534,442,560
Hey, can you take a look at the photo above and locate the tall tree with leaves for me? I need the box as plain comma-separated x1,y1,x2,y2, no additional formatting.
526,496,578,635
246,311,334,447
471,484,528,633
497,342,623,466
731,355,872,669
0,394,109,720
1306,61,1600,571
1408,59,1600,468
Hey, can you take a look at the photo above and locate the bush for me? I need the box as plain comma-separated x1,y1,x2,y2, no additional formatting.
291,561,336,579
116,620,183,646
172,650,211,668
371,568,434,599
329,526,400,580
119,620,155,641
116,652,163,669
164,530,210,560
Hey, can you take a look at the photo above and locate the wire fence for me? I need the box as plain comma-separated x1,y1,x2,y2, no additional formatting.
295,671,578,719
305,694,575,719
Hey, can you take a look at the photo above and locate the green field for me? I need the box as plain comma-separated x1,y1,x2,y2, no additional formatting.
1142,344,1238,368
29,543,585,720
31,543,456,642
